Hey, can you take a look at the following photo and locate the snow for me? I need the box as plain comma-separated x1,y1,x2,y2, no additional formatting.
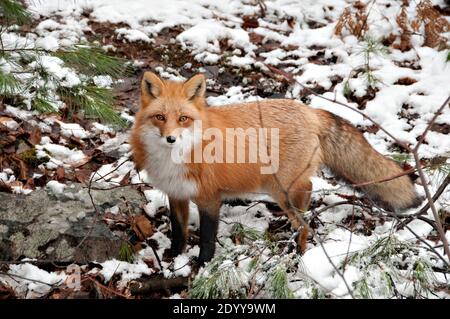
116,28,152,43
35,35,59,51
90,157,134,185
97,259,152,282
177,21,253,54
143,189,168,217
92,75,113,88
219,202,270,238
46,180,66,196
173,254,191,277
4,105,34,120
55,120,90,139
301,229,368,295
0,263,67,298
30,56,81,88
36,137,88,169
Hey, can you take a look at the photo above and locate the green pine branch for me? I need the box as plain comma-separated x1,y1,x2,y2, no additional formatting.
0,69,20,96
58,84,126,127
1,1,130,128
56,44,131,79
0,0,31,25
268,264,294,299
33,93,58,114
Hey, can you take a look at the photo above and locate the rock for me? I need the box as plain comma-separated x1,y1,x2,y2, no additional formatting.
0,183,145,263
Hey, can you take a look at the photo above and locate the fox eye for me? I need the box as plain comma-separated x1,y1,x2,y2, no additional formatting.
179,116,188,122
155,114,165,121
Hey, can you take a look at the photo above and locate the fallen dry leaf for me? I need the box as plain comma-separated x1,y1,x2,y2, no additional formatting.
56,166,65,181
28,127,42,145
132,215,154,241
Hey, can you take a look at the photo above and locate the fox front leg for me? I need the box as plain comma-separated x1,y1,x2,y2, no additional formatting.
196,200,221,264
168,198,189,257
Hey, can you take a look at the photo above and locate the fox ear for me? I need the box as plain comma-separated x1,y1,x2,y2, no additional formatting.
141,71,164,105
183,73,206,100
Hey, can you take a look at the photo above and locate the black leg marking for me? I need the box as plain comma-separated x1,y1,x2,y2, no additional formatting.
197,211,219,264
169,212,186,257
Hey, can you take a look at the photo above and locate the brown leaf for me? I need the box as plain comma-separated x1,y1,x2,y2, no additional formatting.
133,243,145,253
249,32,264,44
0,180,12,193
56,166,65,181
0,116,18,129
395,77,417,85
286,16,296,29
242,15,259,29
17,159,28,180
16,140,31,154
119,171,131,186
28,127,42,145
0,284,16,299
70,155,91,168
74,169,91,183
24,178,35,190
132,215,154,241
68,136,85,148
3,143,16,154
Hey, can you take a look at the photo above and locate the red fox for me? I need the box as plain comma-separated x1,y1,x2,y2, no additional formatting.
130,71,422,264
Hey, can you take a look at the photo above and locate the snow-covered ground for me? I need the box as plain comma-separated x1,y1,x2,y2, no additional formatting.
1,0,449,298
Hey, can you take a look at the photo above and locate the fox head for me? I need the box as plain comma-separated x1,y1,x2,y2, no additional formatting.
137,71,206,150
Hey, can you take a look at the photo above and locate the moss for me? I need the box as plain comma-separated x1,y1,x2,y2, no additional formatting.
19,148,49,167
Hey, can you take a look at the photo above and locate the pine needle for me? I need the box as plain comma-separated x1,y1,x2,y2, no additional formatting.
33,94,58,114
56,45,131,79
190,259,248,299
0,0,31,25
354,277,372,299
0,69,20,96
230,222,262,244
268,264,294,299
58,85,126,127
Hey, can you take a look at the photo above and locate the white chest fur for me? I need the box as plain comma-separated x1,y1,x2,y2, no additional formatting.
141,128,198,199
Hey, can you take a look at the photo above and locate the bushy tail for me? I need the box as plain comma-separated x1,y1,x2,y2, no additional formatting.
317,110,422,211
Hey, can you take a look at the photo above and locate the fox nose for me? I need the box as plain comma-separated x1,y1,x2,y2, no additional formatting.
166,136,176,144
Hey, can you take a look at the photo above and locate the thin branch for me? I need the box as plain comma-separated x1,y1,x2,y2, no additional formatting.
397,174,450,229
0,271,63,287
89,182,151,191
414,96,450,152
413,151,450,261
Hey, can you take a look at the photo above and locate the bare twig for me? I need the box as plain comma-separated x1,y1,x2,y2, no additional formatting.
397,174,450,229
414,95,450,152
86,276,128,298
413,151,450,261
66,165,104,257
89,182,151,191
0,271,63,287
